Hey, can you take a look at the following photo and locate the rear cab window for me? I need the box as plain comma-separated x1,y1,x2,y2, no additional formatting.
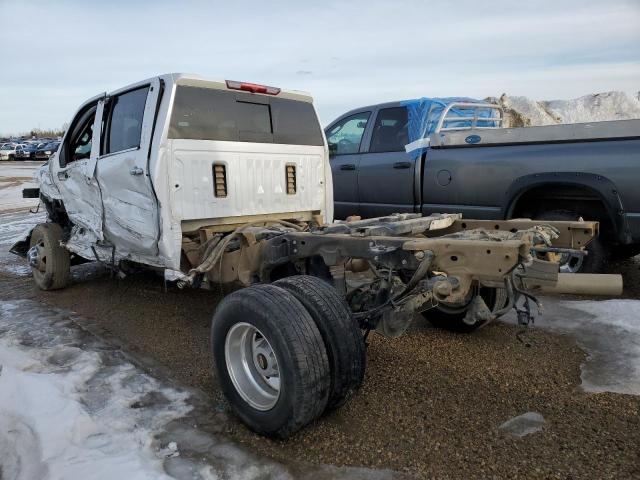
369,107,408,153
103,86,149,154
168,86,323,146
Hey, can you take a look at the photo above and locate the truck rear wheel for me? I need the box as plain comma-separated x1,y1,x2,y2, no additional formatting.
534,209,608,273
275,275,366,410
423,287,508,333
211,284,330,439
28,223,70,291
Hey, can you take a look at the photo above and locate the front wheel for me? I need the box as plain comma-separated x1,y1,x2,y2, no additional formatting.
28,223,70,290
211,284,330,439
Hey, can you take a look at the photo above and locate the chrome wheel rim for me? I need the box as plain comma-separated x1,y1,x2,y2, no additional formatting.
28,239,47,278
548,251,584,273
224,322,280,411
558,252,584,273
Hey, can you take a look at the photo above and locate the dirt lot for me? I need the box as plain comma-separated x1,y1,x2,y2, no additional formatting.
1,250,638,479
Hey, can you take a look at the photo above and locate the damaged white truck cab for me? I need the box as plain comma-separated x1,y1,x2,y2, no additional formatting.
29,74,332,271
13,74,621,439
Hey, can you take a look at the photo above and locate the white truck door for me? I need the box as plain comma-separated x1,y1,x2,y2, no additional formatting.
53,98,105,241
95,79,161,258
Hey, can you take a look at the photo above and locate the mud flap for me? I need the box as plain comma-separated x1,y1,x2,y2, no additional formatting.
9,227,35,258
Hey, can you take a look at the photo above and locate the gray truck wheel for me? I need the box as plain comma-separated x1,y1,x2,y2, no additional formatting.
275,275,366,410
28,223,70,290
211,284,330,439
534,209,608,273
423,287,507,333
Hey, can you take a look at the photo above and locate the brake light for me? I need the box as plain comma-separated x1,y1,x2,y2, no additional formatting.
225,80,280,95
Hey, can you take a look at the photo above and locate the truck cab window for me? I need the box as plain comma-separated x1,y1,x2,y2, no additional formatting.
370,107,408,153
71,113,95,161
103,86,149,154
327,112,370,155
59,105,97,167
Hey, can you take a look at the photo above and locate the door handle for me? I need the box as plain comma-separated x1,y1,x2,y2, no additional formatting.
340,164,356,171
393,162,412,169
130,166,144,176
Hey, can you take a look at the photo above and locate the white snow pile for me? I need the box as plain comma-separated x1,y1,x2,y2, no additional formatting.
487,91,640,127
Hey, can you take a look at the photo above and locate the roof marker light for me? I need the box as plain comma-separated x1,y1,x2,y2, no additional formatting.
225,80,281,95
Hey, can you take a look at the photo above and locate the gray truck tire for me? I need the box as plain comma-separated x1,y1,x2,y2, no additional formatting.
29,223,70,290
275,275,366,410
211,284,330,439
534,209,608,273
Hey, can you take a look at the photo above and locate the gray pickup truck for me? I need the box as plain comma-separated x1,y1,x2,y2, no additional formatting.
326,100,640,272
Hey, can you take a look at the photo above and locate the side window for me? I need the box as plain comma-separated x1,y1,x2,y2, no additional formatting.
72,114,95,161
326,112,371,155
369,107,408,153
60,106,96,167
103,86,149,154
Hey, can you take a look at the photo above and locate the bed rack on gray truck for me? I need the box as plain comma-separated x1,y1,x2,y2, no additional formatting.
432,117,640,146
434,102,504,132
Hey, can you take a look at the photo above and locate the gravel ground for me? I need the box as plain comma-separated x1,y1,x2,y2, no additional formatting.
1,261,638,479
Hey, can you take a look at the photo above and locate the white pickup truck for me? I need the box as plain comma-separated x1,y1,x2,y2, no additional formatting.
11,73,619,438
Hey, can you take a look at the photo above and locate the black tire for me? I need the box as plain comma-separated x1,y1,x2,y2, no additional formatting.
211,284,330,439
29,223,70,290
423,287,506,333
534,209,608,273
274,275,366,410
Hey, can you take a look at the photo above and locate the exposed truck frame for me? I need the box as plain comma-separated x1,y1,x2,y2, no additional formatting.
11,74,622,438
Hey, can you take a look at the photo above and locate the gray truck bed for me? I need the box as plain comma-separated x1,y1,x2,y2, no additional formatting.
431,119,640,147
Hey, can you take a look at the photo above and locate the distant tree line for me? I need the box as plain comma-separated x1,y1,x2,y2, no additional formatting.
1,123,68,139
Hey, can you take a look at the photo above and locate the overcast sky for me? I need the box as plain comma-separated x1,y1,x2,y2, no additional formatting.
1,0,638,135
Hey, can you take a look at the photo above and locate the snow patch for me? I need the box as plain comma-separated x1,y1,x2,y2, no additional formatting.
499,412,545,438
504,298,640,396
558,299,640,396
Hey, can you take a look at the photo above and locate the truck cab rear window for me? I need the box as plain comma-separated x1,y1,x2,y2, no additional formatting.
168,86,323,146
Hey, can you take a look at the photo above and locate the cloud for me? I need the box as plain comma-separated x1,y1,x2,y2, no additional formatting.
0,0,638,133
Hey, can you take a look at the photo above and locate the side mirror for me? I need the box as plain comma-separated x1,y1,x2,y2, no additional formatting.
356,121,367,129
328,142,337,156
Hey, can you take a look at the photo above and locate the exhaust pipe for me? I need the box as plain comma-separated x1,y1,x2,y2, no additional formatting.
539,273,623,296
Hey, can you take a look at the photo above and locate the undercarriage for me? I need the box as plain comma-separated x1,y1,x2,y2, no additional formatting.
177,212,613,336
13,209,624,439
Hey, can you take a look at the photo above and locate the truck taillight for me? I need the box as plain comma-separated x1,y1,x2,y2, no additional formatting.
225,80,281,95
213,163,227,198
286,164,296,195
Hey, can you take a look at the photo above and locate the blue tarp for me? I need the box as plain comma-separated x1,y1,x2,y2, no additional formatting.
400,97,499,158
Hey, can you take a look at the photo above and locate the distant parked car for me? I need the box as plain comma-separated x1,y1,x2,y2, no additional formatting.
15,143,40,160
0,143,19,160
35,141,60,160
